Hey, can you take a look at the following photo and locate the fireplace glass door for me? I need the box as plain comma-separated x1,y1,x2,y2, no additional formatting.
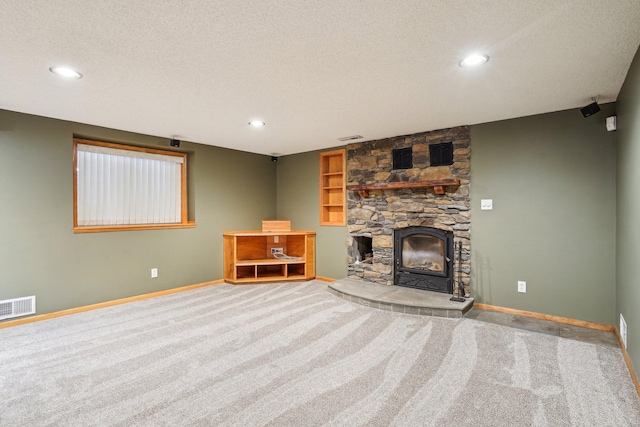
401,234,445,274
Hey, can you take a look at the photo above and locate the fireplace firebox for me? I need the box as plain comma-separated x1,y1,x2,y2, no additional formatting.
394,227,454,293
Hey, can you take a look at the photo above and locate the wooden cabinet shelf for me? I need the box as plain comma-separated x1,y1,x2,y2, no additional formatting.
320,149,346,226
223,230,315,284
235,259,306,266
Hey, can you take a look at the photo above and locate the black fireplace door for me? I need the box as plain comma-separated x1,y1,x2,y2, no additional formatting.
394,227,453,293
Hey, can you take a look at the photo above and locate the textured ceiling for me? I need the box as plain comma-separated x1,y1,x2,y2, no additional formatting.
1,1,639,155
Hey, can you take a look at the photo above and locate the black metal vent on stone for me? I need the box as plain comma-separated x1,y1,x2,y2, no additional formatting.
429,142,453,166
392,147,413,170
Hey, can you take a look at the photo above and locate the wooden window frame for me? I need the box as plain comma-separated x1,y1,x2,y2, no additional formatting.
73,138,195,233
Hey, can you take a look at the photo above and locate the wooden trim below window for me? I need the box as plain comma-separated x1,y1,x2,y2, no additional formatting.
74,221,196,234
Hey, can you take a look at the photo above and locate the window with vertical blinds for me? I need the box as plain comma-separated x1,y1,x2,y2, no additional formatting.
73,138,192,233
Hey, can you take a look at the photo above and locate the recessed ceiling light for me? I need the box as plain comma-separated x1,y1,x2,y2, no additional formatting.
249,120,266,127
459,54,489,68
49,66,83,79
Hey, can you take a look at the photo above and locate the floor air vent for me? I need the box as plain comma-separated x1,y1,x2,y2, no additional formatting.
0,296,36,320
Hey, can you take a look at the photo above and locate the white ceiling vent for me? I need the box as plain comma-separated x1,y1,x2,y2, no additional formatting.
0,296,36,321
338,135,363,142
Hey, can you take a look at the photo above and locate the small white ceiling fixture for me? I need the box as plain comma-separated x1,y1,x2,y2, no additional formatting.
49,66,83,79
459,54,489,68
249,120,266,127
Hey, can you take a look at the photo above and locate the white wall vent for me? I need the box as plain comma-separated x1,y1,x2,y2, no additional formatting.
620,313,628,349
0,296,36,320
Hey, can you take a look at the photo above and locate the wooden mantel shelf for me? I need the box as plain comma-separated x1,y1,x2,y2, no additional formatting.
347,179,460,197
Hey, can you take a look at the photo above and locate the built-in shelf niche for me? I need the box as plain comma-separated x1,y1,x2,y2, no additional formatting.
319,149,346,226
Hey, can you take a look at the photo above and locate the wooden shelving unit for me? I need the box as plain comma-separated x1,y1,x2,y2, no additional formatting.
223,230,316,284
319,149,346,226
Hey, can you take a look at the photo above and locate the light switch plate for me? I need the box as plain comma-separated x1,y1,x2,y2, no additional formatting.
518,281,526,293
481,199,493,210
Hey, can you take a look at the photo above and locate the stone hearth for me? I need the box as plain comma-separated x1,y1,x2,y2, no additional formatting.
346,126,471,296
329,277,474,318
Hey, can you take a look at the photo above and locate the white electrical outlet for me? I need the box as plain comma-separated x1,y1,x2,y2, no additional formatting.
151,268,158,278
271,248,283,255
517,281,526,293
274,236,279,243
480,199,493,210
620,313,628,349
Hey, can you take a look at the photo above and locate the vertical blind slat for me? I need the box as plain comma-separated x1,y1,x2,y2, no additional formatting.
77,147,182,226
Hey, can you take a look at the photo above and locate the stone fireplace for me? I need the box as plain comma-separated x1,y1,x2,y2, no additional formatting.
346,126,470,296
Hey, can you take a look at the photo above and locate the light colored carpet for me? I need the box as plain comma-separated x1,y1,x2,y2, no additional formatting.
0,281,638,426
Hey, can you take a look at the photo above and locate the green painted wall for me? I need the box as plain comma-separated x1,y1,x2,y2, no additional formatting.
616,47,640,374
0,109,276,316
276,149,348,280
470,104,617,325
1,85,628,340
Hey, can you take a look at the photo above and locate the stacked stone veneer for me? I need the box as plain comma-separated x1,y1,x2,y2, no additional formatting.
347,126,471,296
